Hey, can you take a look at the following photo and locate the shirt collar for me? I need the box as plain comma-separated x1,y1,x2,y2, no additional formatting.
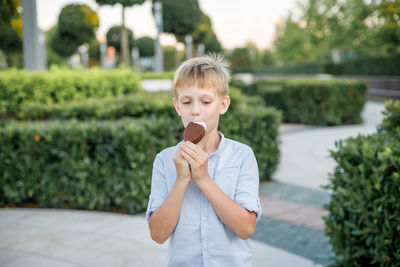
209,131,225,157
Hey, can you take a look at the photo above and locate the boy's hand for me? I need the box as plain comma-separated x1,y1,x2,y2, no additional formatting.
180,141,209,182
173,144,191,183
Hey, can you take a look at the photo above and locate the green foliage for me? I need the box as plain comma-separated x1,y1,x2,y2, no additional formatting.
0,0,20,24
106,25,135,53
229,43,263,71
192,12,222,53
0,23,21,53
0,68,141,118
136,36,154,57
343,53,400,76
139,71,174,79
250,79,367,126
0,117,179,213
381,100,400,133
17,91,176,121
163,46,178,71
242,53,400,76
274,15,311,64
45,26,67,67
324,100,400,266
0,0,21,54
0,89,281,213
273,0,400,64
51,4,99,57
95,0,145,7
157,0,202,42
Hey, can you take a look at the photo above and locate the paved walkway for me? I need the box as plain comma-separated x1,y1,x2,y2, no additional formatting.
0,100,386,267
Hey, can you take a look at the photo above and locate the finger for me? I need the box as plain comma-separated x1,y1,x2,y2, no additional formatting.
180,150,196,167
181,143,199,158
184,141,207,156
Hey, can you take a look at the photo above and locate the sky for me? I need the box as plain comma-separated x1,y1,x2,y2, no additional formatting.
36,0,301,50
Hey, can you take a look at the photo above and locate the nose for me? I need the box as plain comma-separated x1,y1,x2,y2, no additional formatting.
191,101,200,116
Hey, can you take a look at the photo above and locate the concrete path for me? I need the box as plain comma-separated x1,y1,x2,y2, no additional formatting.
273,101,385,191
0,208,322,267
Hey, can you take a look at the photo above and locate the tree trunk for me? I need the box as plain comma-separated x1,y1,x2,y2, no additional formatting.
121,5,130,67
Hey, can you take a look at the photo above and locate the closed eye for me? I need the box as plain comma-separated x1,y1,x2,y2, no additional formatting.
182,101,191,105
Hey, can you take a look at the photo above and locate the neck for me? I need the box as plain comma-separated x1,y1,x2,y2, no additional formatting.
198,130,221,154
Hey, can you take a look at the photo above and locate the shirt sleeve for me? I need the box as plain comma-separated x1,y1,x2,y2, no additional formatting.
145,153,168,222
234,147,262,221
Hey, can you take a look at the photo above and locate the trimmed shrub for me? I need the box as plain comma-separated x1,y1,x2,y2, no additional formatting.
139,71,175,80
233,53,400,76
324,100,400,266
0,118,179,213
18,92,176,120
344,54,400,76
0,68,142,119
250,79,367,126
0,89,281,213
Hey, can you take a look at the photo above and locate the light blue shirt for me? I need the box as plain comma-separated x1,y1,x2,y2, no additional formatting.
146,132,262,267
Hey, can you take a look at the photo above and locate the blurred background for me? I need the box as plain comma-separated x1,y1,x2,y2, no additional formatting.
1,0,398,75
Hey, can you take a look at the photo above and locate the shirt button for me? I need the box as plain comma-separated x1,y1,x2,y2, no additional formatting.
202,216,206,221
228,174,233,178
203,245,208,249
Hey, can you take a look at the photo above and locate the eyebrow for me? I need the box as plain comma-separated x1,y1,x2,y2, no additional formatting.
180,94,214,99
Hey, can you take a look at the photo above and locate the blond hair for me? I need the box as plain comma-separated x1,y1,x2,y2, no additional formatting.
173,54,231,98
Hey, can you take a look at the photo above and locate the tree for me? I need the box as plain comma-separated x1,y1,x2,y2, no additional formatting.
229,42,262,70
0,0,22,67
51,4,99,58
192,12,222,53
137,36,154,57
155,0,202,42
106,25,135,53
0,0,21,53
273,0,400,64
273,15,311,64
95,0,145,67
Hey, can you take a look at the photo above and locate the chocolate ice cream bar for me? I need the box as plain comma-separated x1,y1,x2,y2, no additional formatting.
184,122,206,144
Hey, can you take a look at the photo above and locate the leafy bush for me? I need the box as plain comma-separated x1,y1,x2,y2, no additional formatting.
344,54,400,76
233,53,400,76
0,118,179,213
0,68,142,119
250,79,367,126
0,89,281,213
324,100,400,266
18,92,176,120
139,71,175,80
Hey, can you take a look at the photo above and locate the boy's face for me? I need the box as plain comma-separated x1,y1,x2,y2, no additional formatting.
173,86,230,136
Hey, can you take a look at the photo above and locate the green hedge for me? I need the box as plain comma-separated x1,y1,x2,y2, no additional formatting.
139,71,175,79
234,53,400,76
324,100,400,266
343,54,400,76
249,79,367,126
17,92,176,120
0,118,179,213
0,90,281,213
17,88,282,180
0,68,142,119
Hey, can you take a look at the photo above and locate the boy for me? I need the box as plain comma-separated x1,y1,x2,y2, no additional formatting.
146,54,262,267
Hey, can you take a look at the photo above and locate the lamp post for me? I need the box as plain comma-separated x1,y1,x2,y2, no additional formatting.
153,2,164,72
22,0,47,70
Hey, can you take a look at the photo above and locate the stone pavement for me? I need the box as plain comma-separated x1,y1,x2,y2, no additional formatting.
0,100,385,267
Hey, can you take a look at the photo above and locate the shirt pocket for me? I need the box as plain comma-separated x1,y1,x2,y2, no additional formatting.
214,166,240,199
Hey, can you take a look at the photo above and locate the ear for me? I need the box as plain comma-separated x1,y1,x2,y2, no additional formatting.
219,95,230,115
173,97,181,116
